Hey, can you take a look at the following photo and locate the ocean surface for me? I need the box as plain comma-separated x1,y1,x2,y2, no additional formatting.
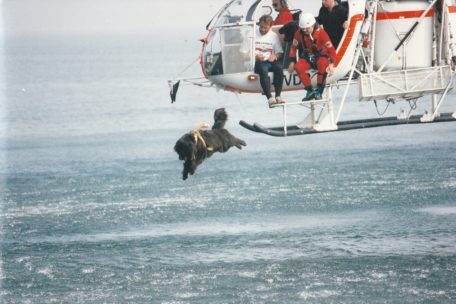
1,33,456,303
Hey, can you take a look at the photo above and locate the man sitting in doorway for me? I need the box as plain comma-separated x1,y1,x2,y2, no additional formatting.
243,15,285,107
287,13,336,101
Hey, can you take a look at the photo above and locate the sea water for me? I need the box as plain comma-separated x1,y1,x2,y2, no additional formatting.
1,33,456,303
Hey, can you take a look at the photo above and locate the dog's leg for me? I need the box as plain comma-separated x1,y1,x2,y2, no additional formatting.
183,159,193,180
235,138,247,149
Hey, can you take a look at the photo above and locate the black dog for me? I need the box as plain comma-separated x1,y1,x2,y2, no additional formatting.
174,108,246,180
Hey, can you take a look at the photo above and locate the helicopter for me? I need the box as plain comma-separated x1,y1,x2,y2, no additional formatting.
168,0,456,136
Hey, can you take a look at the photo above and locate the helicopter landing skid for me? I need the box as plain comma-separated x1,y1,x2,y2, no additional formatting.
239,112,456,137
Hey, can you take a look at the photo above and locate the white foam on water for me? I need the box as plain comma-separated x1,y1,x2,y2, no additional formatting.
238,271,257,278
299,289,341,300
36,267,53,279
2,195,208,218
370,271,388,280
402,288,446,297
25,212,367,244
81,267,95,274
176,292,200,299
417,206,456,215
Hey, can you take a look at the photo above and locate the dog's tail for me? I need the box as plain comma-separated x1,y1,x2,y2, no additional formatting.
212,108,227,129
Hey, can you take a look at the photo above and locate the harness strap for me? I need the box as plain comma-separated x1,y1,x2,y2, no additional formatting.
193,124,214,152
300,28,331,60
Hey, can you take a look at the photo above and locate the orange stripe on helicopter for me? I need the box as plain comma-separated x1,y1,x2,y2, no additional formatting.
448,6,456,13
376,10,434,20
335,13,364,66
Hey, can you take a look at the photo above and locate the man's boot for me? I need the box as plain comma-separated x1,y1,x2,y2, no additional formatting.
302,86,315,101
314,84,325,100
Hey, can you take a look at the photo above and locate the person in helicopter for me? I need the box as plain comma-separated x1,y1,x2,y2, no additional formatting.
272,0,293,25
287,13,336,101
242,15,285,107
316,0,348,49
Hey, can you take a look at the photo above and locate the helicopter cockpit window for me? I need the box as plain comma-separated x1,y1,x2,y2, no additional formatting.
221,26,253,74
258,6,273,22
213,0,245,27
202,25,253,76
246,0,261,21
246,2,273,23
203,29,224,76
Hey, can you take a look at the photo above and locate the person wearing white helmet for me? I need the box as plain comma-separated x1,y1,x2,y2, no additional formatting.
299,12,316,29
287,13,336,100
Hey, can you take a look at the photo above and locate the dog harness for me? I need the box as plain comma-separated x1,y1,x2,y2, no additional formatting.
193,124,214,152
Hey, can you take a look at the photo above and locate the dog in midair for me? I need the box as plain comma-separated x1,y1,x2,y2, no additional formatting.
174,108,246,180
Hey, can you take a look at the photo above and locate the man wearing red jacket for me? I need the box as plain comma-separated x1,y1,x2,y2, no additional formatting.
272,0,293,25
287,13,336,100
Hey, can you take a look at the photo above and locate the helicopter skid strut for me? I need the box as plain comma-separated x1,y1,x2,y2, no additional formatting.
239,112,456,137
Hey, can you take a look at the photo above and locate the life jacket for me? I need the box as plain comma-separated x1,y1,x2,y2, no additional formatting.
289,25,336,64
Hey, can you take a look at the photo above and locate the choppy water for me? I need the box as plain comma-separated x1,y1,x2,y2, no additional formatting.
1,33,456,303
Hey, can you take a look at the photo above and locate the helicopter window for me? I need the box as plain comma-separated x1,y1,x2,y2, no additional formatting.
260,6,273,18
246,0,261,21
203,29,224,76
214,0,248,26
228,15,243,23
221,26,253,74
247,4,274,24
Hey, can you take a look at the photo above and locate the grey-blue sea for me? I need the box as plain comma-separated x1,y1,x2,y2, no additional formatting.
1,32,456,303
